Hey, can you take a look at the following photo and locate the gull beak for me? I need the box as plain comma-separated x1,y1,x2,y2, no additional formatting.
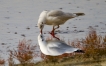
40,29,42,34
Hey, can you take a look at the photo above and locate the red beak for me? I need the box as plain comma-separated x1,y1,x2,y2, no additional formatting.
40,29,42,34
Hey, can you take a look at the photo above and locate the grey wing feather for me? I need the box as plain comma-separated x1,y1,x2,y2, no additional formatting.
47,41,67,53
48,10,64,17
47,40,78,53
47,10,72,20
47,40,72,49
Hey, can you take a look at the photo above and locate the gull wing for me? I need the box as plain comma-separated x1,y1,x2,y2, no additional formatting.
47,10,64,17
47,40,78,54
47,10,75,22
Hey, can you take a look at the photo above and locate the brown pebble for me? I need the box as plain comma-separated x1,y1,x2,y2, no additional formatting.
26,27,30,30
59,8,63,9
21,34,25,37
1,43,6,45
44,32,46,34
15,32,17,34
66,27,69,28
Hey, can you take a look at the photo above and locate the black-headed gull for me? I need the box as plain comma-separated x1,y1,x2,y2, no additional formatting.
38,33,84,56
37,10,85,36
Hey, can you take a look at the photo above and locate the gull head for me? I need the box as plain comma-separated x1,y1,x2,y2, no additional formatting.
38,10,48,33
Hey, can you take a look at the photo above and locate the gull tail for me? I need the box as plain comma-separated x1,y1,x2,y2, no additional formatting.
74,13,85,16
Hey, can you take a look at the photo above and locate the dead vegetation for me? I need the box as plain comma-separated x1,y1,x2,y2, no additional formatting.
8,39,38,66
1,27,106,66
0,59,5,66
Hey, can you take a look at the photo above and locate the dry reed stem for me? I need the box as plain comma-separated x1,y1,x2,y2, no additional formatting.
9,39,38,65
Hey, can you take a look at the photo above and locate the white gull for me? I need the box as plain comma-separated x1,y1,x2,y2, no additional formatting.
38,33,83,56
37,10,85,35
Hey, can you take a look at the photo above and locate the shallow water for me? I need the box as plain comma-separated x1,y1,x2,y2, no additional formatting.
0,0,106,65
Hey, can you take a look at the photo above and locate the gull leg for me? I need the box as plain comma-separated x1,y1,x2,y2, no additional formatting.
50,26,55,36
49,25,59,36
54,25,59,30
49,25,60,40
52,35,60,40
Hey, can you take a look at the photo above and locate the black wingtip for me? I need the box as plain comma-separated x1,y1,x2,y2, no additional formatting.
74,50,85,53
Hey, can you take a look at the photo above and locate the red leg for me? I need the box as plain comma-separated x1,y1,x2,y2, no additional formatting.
53,35,60,40
49,33,60,40
49,25,59,36
49,25,60,40
50,26,55,36
40,29,42,34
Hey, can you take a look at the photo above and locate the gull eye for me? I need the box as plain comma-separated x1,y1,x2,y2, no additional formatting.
41,35,42,38
42,22,43,24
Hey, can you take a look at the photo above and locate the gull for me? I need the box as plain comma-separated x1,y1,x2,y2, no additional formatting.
37,10,85,36
38,33,84,56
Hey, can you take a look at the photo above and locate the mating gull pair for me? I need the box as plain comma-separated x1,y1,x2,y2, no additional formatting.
37,10,84,56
